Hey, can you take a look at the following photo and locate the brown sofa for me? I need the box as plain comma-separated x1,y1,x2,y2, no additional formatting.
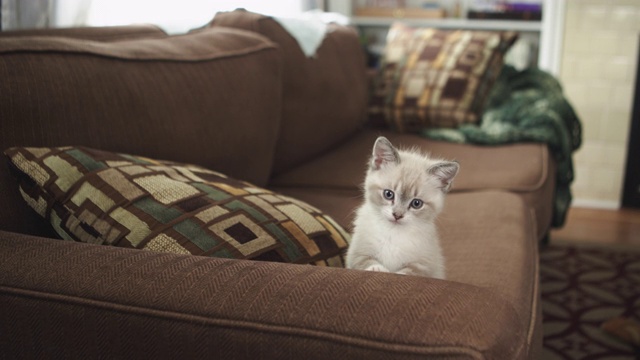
0,10,553,359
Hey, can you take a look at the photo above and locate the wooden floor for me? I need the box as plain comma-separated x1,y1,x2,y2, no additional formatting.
551,206,640,245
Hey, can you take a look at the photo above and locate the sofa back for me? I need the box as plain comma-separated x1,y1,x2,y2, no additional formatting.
0,24,168,41
0,26,282,236
209,10,368,175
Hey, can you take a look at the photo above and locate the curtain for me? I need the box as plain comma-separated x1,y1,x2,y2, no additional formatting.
1,0,53,30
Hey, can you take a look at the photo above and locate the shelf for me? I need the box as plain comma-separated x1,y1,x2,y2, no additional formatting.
351,16,542,32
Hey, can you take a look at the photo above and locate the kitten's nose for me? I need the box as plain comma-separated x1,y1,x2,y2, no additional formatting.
393,212,404,220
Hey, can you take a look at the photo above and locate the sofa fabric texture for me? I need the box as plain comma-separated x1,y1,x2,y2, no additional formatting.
1,233,531,360
6,146,349,265
0,26,282,237
209,10,369,175
0,24,168,41
0,15,549,359
271,129,555,239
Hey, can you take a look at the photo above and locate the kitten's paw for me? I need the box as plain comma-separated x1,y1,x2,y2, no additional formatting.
364,264,390,272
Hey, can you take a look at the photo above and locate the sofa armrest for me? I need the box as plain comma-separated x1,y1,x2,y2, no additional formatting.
0,231,527,359
0,24,167,41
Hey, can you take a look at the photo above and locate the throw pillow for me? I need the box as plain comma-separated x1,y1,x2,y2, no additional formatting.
4,146,349,267
369,23,518,132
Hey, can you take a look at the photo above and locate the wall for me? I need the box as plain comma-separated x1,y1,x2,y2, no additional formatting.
559,0,640,208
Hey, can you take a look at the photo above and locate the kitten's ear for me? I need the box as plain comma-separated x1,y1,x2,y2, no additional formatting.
371,136,400,170
428,161,459,192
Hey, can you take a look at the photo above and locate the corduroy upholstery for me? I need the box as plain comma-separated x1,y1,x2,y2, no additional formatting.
0,13,550,359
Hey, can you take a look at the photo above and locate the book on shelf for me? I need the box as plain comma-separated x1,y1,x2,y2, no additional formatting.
467,10,541,21
467,1,542,21
354,7,446,19
354,0,446,18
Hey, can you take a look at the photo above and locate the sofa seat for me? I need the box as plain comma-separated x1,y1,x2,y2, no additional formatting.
271,187,541,358
271,187,539,308
0,227,535,359
270,129,555,239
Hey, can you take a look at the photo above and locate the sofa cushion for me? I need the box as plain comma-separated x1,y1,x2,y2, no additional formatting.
0,26,281,236
5,146,349,266
275,187,539,300
209,10,368,174
270,129,555,239
369,23,517,132
272,187,541,358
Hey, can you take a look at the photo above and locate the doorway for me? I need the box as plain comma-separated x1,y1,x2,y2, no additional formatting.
622,36,640,208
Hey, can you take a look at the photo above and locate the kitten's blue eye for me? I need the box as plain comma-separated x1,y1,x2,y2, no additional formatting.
383,189,395,200
410,199,423,209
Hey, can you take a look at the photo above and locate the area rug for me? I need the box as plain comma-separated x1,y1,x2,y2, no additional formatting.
540,241,640,359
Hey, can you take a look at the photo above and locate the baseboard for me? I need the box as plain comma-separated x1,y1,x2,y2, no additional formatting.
571,198,620,210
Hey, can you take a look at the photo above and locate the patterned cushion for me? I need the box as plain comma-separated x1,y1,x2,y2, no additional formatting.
369,23,517,132
4,146,349,267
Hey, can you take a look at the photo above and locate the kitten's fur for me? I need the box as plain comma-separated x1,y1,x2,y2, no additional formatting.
345,136,459,279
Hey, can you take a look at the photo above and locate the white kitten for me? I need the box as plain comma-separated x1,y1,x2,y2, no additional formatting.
346,136,459,279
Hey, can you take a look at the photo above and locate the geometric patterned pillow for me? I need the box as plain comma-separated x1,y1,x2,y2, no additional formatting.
369,23,517,132
4,146,349,267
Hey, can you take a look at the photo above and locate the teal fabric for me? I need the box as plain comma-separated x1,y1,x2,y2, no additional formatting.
422,65,582,227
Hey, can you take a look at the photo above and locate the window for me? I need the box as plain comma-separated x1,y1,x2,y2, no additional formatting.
55,0,321,34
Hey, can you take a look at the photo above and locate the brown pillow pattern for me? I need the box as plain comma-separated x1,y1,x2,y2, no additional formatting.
5,146,349,267
369,23,517,132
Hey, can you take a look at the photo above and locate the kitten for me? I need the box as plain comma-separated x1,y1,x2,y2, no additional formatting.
345,136,459,279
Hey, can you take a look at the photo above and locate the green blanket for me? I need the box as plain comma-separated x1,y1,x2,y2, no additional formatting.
422,65,582,228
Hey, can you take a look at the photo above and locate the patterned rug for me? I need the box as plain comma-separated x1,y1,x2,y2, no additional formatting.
540,241,640,359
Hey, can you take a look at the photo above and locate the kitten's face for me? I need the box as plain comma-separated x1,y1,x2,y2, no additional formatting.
364,137,459,226
366,157,445,225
